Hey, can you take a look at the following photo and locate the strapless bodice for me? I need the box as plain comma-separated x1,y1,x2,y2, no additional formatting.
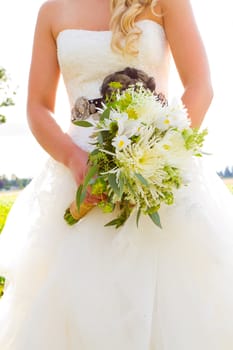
56,20,170,106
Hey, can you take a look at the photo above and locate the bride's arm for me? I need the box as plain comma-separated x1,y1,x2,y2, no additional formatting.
27,3,89,187
160,0,213,127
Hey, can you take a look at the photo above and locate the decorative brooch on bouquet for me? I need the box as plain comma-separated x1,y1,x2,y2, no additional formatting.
64,67,207,229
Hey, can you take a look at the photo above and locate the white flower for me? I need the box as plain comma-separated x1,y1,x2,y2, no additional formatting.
116,125,166,183
129,95,165,125
158,129,193,170
109,110,128,123
118,119,141,138
155,98,190,131
108,110,141,138
112,135,131,150
164,98,191,130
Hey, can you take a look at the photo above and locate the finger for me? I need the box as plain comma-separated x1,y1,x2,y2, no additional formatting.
84,193,99,205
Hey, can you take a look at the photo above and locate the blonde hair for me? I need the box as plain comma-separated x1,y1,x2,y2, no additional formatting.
110,0,158,56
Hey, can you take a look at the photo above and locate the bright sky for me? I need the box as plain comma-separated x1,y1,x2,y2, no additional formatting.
0,0,233,177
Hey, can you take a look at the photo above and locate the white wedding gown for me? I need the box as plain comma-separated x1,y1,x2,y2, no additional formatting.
1,20,233,350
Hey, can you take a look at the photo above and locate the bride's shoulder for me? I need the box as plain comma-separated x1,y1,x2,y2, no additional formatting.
36,0,82,39
38,0,81,14
158,0,193,11
35,0,69,39
37,0,64,18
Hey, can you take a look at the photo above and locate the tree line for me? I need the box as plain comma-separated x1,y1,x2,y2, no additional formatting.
0,175,31,191
217,166,233,179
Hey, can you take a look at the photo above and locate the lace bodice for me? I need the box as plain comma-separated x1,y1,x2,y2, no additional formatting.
57,20,170,106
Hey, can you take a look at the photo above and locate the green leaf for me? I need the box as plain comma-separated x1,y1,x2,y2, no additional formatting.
135,173,149,187
0,276,5,285
76,184,84,210
125,179,137,198
136,209,141,227
98,132,103,144
72,120,93,127
149,211,162,229
108,81,123,89
90,149,100,157
118,173,125,197
108,173,120,197
100,108,110,121
0,114,6,124
104,215,128,228
83,165,99,189
104,218,122,228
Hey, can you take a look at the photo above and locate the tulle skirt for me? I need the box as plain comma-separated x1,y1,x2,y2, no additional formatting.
0,152,233,349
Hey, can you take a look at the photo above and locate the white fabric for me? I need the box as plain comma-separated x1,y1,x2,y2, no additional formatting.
1,20,233,349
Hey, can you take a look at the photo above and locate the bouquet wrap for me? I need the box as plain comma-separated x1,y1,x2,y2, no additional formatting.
70,201,94,220
64,200,95,225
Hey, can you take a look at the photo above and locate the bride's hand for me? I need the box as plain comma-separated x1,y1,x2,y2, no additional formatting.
67,147,89,185
67,147,102,205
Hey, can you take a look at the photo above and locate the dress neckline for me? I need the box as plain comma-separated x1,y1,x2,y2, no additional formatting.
56,19,164,42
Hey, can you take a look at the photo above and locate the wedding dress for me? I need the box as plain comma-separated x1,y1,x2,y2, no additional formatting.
1,20,233,350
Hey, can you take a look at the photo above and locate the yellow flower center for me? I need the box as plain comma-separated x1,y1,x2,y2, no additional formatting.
118,140,125,148
127,108,138,120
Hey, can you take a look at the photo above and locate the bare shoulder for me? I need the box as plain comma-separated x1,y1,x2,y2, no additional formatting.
38,0,65,13
36,0,88,39
35,0,65,38
157,0,170,8
158,0,200,40
159,0,192,10
37,0,63,19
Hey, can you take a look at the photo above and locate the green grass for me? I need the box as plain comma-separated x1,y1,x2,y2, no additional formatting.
0,191,19,297
0,191,19,233
227,184,233,194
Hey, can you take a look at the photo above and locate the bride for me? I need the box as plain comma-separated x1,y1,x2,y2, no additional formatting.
1,0,233,349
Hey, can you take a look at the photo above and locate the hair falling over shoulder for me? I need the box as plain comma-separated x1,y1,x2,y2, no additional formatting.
110,0,158,56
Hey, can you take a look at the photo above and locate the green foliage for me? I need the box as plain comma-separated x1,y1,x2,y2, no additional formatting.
182,127,208,155
0,67,16,124
149,211,162,228
91,178,106,195
72,120,93,127
0,115,6,123
63,208,79,226
108,81,123,90
104,201,133,228
0,192,18,233
0,276,6,297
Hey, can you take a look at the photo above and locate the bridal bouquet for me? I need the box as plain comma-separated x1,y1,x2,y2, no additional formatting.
64,82,207,229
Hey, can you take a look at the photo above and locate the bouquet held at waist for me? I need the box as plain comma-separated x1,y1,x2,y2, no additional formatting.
64,67,207,229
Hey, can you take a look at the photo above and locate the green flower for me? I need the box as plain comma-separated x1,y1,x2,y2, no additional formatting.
98,201,115,213
91,178,107,195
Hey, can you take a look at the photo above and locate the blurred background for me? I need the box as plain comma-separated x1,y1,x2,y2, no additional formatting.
0,0,233,179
